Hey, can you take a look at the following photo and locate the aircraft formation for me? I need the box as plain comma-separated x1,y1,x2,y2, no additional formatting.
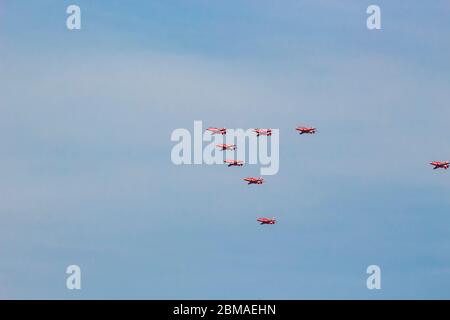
207,125,448,226
207,125,318,226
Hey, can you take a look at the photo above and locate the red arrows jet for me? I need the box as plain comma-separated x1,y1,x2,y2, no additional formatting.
257,217,276,225
253,128,272,137
206,127,227,135
430,161,449,170
296,126,316,134
217,144,236,151
224,160,244,167
243,177,264,185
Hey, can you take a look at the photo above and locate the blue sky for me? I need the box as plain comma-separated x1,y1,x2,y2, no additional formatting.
1,0,450,299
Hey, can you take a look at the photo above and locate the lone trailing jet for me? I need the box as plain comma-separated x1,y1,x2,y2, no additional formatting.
216,144,236,151
257,217,276,225
430,161,449,170
253,128,272,137
224,160,244,167
296,126,316,134
206,127,227,135
243,177,264,185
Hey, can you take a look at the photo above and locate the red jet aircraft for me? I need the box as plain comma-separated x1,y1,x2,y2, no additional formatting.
430,161,449,170
243,177,264,185
206,127,227,135
253,128,272,137
296,126,316,134
224,160,244,167
257,217,276,225
217,144,236,151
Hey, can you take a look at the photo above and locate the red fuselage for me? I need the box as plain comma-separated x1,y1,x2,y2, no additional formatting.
224,160,243,167
257,217,276,225
217,144,236,151
430,161,449,170
296,127,316,134
243,177,264,184
254,129,272,136
207,127,227,135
